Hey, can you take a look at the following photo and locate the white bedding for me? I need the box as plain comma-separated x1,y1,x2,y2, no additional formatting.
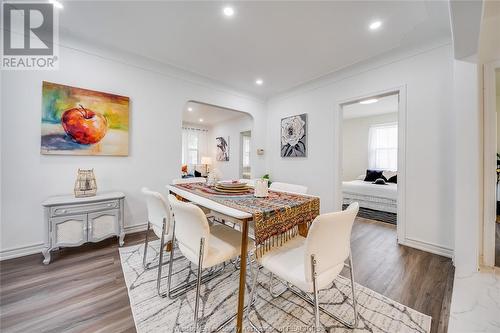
342,180,397,200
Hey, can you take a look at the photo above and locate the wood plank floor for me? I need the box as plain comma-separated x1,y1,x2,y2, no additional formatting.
0,218,454,333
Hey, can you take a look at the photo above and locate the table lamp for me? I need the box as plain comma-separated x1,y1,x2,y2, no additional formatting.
201,156,212,175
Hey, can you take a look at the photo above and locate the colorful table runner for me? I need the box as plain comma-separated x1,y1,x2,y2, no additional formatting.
172,183,320,256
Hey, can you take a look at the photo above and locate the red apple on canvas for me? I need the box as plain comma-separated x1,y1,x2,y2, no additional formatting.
61,105,108,144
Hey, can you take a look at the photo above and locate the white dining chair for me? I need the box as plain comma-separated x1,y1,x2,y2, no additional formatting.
172,177,207,185
141,187,174,296
167,195,255,331
247,202,360,331
269,181,308,194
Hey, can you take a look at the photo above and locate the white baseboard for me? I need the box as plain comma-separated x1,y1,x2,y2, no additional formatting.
0,243,45,261
399,237,454,258
124,223,148,234
0,224,148,261
2,226,454,262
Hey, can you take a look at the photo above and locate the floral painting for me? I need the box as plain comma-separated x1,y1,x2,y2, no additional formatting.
281,113,307,157
216,136,229,161
41,81,129,156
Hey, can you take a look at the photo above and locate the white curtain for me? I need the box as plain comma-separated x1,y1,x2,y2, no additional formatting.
368,123,398,171
181,127,208,165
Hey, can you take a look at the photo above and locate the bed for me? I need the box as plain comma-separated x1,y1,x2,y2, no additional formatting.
342,180,397,223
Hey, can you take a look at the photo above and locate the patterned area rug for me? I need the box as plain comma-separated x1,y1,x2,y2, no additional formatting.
119,240,431,333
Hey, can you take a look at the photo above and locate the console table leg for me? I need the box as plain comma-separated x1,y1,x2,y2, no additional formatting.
119,232,125,246
42,248,51,265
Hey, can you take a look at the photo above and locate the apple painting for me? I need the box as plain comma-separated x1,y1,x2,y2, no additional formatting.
61,104,108,144
41,81,129,156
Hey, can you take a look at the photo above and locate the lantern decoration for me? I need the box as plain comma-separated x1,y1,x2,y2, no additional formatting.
74,169,97,198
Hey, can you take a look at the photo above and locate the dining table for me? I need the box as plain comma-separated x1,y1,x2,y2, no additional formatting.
167,182,320,333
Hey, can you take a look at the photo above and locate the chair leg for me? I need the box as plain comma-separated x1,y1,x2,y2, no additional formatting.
194,238,205,333
143,221,170,271
348,252,359,327
156,218,167,296
311,254,321,332
166,217,178,298
246,260,260,318
142,221,151,269
284,254,358,329
244,257,262,333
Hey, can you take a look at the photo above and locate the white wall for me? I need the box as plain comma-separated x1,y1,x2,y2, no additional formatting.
342,113,398,181
266,44,455,257
0,38,266,258
209,116,254,180
453,60,480,275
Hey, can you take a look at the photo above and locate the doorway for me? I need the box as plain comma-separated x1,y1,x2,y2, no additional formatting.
240,131,251,179
483,62,500,268
496,69,500,267
180,101,253,181
336,87,406,243
341,94,399,225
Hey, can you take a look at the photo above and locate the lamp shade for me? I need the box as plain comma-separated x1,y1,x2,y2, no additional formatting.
201,157,212,165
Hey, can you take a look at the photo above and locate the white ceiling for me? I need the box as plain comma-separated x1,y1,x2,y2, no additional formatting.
182,102,250,127
58,1,451,98
343,94,398,119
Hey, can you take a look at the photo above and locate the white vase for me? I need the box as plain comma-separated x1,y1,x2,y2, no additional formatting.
254,179,269,197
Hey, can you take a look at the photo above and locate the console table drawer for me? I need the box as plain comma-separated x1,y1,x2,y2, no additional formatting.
50,200,120,217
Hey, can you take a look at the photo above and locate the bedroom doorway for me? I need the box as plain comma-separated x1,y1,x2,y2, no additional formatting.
483,62,500,268
336,87,406,243
341,93,399,225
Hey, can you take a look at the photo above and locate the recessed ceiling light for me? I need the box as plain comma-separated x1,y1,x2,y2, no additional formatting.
199,118,204,122
49,0,64,9
359,98,378,105
255,79,263,86
187,107,193,112
369,20,382,30
223,6,235,17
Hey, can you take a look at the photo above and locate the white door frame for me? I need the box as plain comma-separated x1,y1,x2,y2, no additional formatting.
334,85,407,243
482,61,500,267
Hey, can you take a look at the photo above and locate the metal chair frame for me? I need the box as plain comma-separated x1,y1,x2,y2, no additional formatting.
167,235,256,332
142,219,171,271
155,217,226,299
246,251,359,332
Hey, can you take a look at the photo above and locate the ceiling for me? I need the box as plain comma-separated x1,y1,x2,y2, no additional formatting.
343,94,398,119
58,1,451,98
182,102,250,127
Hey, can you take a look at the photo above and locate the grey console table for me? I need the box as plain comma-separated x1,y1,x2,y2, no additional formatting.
42,192,125,264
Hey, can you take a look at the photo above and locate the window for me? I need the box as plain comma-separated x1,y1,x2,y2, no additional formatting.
368,123,398,171
181,127,208,165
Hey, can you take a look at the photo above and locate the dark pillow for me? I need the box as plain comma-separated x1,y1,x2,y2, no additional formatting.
373,178,387,185
194,170,202,177
364,169,383,182
387,175,397,184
